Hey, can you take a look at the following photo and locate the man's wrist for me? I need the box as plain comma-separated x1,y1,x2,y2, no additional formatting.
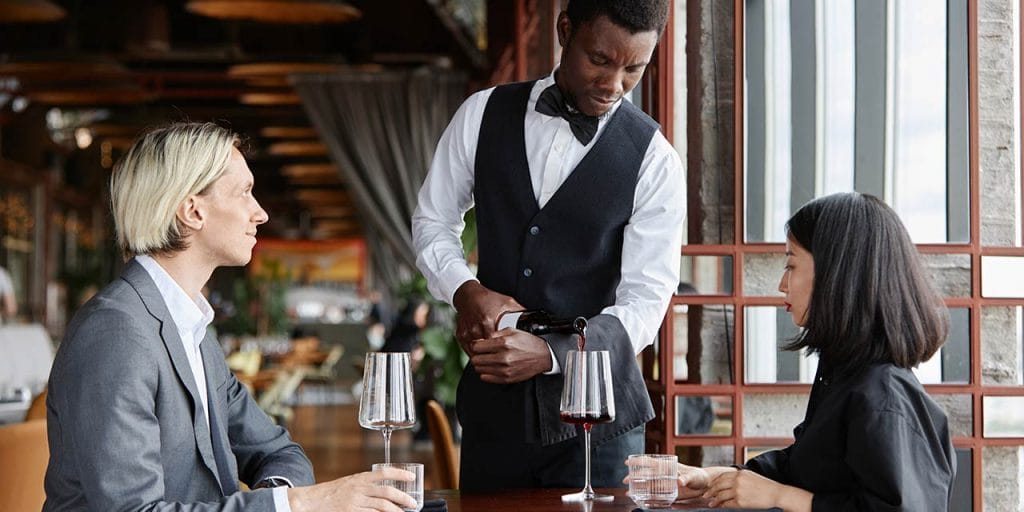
452,280,481,311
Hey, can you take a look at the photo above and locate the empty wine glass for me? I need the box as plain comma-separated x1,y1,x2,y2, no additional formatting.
358,352,416,463
559,350,616,502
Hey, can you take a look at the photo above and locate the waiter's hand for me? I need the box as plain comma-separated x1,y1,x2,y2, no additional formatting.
470,328,552,384
452,280,522,355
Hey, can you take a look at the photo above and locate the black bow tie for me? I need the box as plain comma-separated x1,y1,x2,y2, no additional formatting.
535,85,599,145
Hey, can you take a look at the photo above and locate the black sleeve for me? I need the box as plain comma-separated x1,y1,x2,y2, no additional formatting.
810,409,954,512
743,445,793,484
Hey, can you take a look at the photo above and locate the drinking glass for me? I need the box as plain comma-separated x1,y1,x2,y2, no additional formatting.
626,454,679,508
358,352,416,463
559,350,615,502
373,462,423,512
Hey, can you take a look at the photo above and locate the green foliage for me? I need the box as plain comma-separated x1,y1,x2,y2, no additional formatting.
420,323,467,406
222,259,290,336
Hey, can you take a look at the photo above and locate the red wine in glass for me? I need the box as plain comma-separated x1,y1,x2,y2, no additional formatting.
559,411,613,430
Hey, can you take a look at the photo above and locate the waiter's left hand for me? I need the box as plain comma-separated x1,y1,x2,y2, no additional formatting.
470,328,552,384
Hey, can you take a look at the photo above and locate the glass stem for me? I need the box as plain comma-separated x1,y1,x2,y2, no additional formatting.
383,427,393,464
583,425,594,499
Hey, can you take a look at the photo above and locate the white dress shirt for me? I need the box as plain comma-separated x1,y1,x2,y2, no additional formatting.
412,72,686,360
136,255,292,511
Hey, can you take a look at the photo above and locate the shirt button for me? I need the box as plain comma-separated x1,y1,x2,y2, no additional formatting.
529,226,540,235
523,268,533,277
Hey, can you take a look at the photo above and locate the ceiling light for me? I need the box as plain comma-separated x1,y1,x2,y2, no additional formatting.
0,0,66,23
262,126,318,138
281,163,336,176
186,0,361,24
267,140,327,156
238,92,300,105
227,62,342,78
74,127,93,149
11,96,29,112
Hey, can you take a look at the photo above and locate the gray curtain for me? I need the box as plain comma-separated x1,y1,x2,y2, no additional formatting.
291,68,467,292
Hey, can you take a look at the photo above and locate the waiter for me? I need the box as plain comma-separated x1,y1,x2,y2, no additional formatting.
412,0,684,490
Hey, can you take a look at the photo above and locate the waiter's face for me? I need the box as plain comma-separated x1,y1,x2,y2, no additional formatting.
555,13,659,117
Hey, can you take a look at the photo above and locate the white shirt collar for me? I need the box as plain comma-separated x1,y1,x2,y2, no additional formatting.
135,254,214,351
531,69,625,121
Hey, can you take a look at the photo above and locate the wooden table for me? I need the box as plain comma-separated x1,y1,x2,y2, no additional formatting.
426,488,775,512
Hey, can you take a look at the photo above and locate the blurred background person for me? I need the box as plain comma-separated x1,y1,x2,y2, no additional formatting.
0,264,18,324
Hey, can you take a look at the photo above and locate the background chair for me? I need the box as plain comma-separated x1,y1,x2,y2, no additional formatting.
303,344,344,382
257,367,308,424
0,419,49,511
24,388,47,421
425,399,458,489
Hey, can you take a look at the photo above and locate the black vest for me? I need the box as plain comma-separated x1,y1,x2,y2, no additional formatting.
460,80,658,445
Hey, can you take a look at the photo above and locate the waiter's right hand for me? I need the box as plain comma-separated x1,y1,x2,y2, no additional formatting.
452,280,522,355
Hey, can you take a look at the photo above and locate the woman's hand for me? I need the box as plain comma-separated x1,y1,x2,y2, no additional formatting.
703,468,812,511
676,463,711,499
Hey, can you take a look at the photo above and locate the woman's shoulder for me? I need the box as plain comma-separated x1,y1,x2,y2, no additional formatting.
845,363,944,424
848,362,921,394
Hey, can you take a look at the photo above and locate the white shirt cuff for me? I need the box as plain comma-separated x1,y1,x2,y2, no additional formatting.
544,342,561,375
438,267,479,306
267,477,295,512
272,486,292,512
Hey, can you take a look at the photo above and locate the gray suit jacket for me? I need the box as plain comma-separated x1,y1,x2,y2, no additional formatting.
44,261,314,511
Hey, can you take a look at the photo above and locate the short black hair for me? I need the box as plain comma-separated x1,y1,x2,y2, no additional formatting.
784,192,948,376
566,0,670,36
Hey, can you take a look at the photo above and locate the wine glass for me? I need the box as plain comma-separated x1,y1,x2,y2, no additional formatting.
358,352,416,463
559,350,616,502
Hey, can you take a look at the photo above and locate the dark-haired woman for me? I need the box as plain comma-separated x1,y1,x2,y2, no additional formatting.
649,193,956,511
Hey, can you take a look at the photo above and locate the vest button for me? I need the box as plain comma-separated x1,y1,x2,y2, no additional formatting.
523,268,533,277
529,226,540,235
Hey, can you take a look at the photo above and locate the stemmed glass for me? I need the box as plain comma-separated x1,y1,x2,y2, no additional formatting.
358,352,416,463
559,350,616,502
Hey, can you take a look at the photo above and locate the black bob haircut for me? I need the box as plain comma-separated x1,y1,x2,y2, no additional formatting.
566,0,670,37
784,192,949,375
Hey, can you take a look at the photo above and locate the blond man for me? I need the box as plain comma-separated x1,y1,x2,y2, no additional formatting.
44,122,416,512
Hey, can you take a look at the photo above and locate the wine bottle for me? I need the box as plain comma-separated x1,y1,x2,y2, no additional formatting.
495,310,587,338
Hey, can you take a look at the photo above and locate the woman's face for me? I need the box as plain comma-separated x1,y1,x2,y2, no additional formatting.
778,237,814,327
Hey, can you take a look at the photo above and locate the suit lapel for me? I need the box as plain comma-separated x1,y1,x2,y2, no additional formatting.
201,332,239,494
120,260,222,488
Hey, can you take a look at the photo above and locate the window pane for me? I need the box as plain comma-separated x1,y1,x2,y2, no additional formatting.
742,393,808,438
674,395,732,436
673,0,687,243
914,308,969,384
921,253,971,298
981,256,1024,298
742,253,784,297
743,0,969,244
983,396,1024,437
672,304,735,384
891,0,949,243
983,446,1024,510
981,306,1024,386
676,444,734,468
744,306,815,384
929,394,972,438
679,255,733,295
950,448,972,512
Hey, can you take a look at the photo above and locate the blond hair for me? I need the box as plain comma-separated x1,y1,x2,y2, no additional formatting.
110,122,239,258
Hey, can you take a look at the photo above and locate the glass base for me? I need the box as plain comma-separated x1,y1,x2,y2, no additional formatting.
561,490,614,502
